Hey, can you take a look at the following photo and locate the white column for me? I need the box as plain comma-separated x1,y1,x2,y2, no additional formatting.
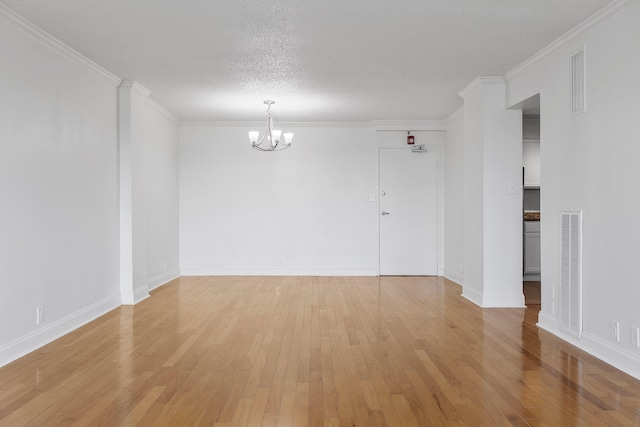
119,81,151,305
460,77,525,307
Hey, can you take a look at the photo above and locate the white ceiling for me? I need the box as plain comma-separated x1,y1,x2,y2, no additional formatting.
1,0,610,122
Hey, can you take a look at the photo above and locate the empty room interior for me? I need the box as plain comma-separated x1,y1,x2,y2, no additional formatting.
1,0,640,425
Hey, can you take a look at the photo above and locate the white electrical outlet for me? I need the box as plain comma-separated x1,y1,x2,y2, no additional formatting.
612,321,620,342
275,258,282,267
632,326,640,348
36,306,44,325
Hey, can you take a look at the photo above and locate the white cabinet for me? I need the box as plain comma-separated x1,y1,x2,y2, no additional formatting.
523,142,540,187
524,221,541,274
523,115,540,188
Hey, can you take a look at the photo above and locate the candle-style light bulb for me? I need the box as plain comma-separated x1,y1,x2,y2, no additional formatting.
249,131,259,145
272,130,282,145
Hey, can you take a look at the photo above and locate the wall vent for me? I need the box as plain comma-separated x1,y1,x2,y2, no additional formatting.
559,211,583,338
571,49,586,114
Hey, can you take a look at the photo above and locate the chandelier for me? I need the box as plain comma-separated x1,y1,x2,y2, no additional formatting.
248,100,293,151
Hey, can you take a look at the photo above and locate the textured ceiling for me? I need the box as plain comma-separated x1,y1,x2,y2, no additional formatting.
1,0,611,122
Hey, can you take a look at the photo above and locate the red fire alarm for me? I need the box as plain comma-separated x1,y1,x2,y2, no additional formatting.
407,131,415,145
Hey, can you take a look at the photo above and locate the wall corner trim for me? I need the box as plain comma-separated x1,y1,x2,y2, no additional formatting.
147,270,181,292
146,98,179,123
0,4,121,85
462,286,525,308
179,121,374,128
121,286,150,305
458,76,505,99
444,106,464,126
372,120,447,132
504,0,637,80
119,80,152,97
443,270,464,286
480,294,526,308
0,294,121,369
537,317,640,381
461,286,483,307
180,267,379,277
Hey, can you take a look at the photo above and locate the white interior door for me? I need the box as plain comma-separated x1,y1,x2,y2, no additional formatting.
379,148,438,275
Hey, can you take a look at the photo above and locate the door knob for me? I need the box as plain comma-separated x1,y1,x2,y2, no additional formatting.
381,211,390,215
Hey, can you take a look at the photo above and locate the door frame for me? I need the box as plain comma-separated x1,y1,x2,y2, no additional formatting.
377,146,444,276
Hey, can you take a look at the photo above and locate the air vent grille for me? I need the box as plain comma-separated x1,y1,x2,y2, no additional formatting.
572,49,586,114
559,211,582,338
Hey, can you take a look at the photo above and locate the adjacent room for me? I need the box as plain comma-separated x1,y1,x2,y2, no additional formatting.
1,0,639,425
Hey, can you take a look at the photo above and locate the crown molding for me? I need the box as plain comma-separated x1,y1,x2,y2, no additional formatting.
119,81,152,97
180,120,445,130
504,0,637,80
444,106,464,125
146,98,179,123
119,81,178,123
458,76,504,98
0,4,121,85
372,120,446,132
179,121,374,128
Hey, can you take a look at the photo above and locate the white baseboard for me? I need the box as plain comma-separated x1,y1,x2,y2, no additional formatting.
443,270,464,286
147,269,181,291
180,267,379,277
461,286,483,306
537,314,640,381
0,293,121,369
462,286,525,308
537,310,558,331
121,285,149,305
481,293,526,308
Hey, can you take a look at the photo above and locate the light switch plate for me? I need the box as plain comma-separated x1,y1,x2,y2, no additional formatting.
632,326,640,348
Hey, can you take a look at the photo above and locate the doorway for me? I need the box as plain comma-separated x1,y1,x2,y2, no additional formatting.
521,99,541,306
379,148,438,275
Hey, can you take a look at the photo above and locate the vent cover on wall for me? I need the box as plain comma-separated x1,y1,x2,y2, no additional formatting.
559,211,583,338
572,49,586,114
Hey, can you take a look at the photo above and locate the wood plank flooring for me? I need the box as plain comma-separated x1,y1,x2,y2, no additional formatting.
1,276,639,426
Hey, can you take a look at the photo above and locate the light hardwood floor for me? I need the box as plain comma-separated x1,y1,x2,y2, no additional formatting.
1,276,639,426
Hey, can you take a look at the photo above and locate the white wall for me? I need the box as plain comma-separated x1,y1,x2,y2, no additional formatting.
0,15,121,365
0,10,181,367
460,79,524,308
179,123,444,276
506,1,640,378
481,83,524,307
444,109,465,285
119,83,181,303
462,86,485,299
143,103,180,291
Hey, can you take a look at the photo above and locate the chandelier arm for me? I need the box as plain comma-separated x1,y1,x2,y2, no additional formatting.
251,145,272,152
252,143,288,152
267,116,273,145
254,120,271,148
